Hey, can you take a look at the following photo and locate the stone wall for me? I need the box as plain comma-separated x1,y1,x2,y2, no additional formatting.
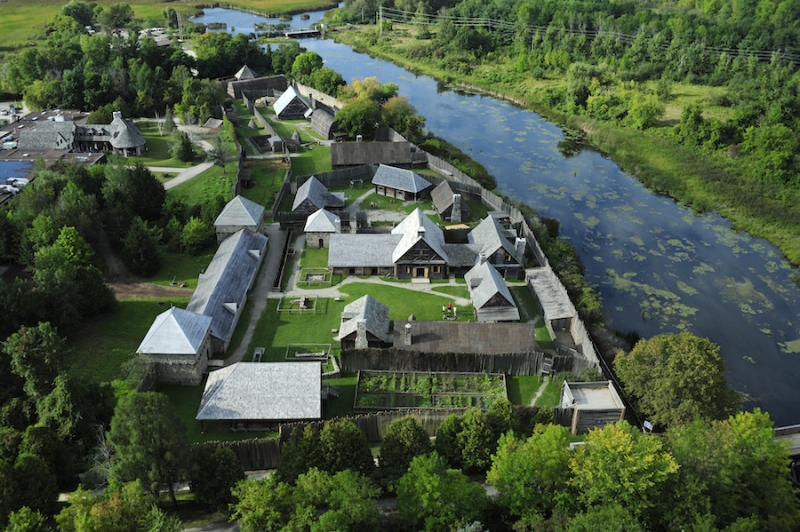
152,334,212,386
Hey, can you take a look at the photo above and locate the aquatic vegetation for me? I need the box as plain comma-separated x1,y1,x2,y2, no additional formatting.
717,277,774,313
693,263,715,275
778,339,800,354
676,281,698,296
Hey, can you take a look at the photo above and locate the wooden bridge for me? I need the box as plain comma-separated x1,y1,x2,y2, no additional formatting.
284,28,321,38
774,424,800,456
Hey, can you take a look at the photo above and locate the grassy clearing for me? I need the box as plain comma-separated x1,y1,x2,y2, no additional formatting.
337,282,474,322
360,193,423,214
140,246,216,288
430,285,469,299
66,298,191,385
168,161,237,207
511,286,541,324
506,375,543,406
128,122,199,168
240,159,289,210
299,246,329,268
161,382,278,443
534,377,562,408
331,182,373,208
290,143,332,177
322,373,357,418
226,299,254,356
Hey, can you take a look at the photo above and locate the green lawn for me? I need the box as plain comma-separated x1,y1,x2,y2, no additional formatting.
360,193,424,214
337,283,474,322
331,182,374,208
535,376,563,407
137,246,216,288
240,159,289,210
66,298,191,385
511,286,541,324
168,162,237,207
430,285,469,299
322,374,358,419
161,383,278,443
290,144,332,177
300,247,329,269
128,122,201,168
504,375,543,406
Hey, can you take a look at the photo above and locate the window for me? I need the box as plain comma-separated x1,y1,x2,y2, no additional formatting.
432,265,441,274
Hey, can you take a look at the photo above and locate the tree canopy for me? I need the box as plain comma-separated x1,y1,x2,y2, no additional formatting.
615,331,742,427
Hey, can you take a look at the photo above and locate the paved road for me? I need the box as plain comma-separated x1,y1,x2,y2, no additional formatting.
160,162,215,190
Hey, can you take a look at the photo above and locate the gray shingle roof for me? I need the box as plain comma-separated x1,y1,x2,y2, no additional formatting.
336,295,392,344
527,267,574,321
446,243,482,268
187,229,268,345
331,142,413,166
137,307,212,355
468,216,522,262
196,362,321,421
465,260,519,321
392,208,448,263
273,86,311,117
18,122,76,150
328,233,401,267
292,176,344,211
108,114,146,149
235,65,258,80
304,208,339,233
372,164,432,193
214,195,265,229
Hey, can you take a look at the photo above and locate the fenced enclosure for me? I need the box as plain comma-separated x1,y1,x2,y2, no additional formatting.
284,343,338,375
296,267,332,287
353,369,507,412
277,295,322,314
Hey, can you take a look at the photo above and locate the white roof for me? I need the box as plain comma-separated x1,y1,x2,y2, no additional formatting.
214,195,265,228
196,362,322,421
304,208,339,233
273,86,311,117
137,307,212,355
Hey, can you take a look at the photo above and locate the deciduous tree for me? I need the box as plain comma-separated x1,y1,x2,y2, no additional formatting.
614,331,741,428
121,217,162,277
189,445,245,513
319,419,373,475
378,415,431,485
2,322,65,400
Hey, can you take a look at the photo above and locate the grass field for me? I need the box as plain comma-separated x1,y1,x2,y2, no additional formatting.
138,246,216,288
534,377,563,407
240,159,288,211
505,375,543,406
168,161,237,207
65,298,191,385
430,285,469,300
0,0,335,51
128,122,200,168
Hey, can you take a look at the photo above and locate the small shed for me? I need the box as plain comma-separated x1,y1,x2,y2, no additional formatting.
273,86,311,120
310,107,339,139
304,208,341,248
214,195,266,242
559,381,625,435
292,176,345,214
196,362,322,428
431,180,470,222
464,259,520,322
371,164,432,202
268,136,284,152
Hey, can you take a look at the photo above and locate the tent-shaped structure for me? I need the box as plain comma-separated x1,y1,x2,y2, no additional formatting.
214,195,266,242
371,164,432,201
196,362,322,425
137,307,213,385
234,65,258,80
336,295,392,349
464,259,520,322
273,86,311,120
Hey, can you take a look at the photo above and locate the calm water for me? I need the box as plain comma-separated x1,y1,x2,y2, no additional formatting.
190,4,341,34
204,9,800,425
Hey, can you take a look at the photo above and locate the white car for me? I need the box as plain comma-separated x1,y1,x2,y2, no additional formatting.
0,185,19,195
7,178,28,187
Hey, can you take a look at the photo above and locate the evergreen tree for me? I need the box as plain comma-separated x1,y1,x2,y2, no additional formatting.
121,217,162,277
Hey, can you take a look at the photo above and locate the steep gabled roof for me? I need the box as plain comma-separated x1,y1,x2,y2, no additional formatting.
137,307,212,355
292,176,344,211
468,215,521,262
196,362,321,421
331,142,413,167
336,295,392,344
372,164,431,193
304,208,339,233
234,64,258,80
187,229,268,345
465,260,519,322
214,195,265,228
391,208,448,263
273,86,311,117
108,113,146,149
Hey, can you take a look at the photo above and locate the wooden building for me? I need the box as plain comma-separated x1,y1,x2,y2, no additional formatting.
559,381,625,434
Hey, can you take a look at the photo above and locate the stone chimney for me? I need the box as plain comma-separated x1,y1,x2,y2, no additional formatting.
451,194,462,223
334,216,341,234
404,323,412,346
515,237,526,260
112,111,122,121
355,319,368,350
479,252,486,265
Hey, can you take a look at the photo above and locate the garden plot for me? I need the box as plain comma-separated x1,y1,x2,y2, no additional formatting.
285,344,339,376
297,267,332,287
277,295,323,314
354,370,507,411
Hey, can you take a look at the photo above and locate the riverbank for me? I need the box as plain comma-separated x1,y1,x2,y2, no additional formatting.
332,27,800,267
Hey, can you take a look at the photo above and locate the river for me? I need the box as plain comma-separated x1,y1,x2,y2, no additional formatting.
194,8,800,426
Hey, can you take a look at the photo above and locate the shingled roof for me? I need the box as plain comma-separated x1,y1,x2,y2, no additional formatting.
331,142,413,167
336,295,392,344
187,229,268,346
468,215,522,262
108,113,146,149
214,195,265,229
392,208,448,263
137,307,212,356
465,260,520,322
328,233,401,268
234,64,258,80
196,362,321,421
273,86,311,118
292,176,344,211
304,208,339,233
372,164,431,193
